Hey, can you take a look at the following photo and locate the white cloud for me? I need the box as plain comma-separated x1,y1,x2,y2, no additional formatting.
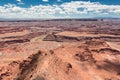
42,0,49,2
17,0,22,2
16,0,24,4
0,1,120,18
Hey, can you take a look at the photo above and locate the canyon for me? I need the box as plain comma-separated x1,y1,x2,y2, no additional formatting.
0,19,120,80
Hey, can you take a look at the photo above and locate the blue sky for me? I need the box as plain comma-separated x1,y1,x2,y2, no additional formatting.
0,0,120,18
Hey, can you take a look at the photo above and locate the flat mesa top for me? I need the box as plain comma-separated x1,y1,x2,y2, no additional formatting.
55,31,99,37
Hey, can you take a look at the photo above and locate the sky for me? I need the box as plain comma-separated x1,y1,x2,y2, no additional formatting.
0,0,120,19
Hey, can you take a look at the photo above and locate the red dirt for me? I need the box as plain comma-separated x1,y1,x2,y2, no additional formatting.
0,19,120,80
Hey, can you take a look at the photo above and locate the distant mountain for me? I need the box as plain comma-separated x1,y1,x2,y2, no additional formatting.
0,18,120,22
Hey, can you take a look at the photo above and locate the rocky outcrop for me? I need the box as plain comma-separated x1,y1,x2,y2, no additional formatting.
0,51,42,80
101,36,120,42
0,39,120,80
16,51,42,80
0,50,77,80
0,61,20,80
44,33,120,42
43,33,120,42
0,39,30,48
74,51,95,62
43,34,101,42
0,27,29,34
43,34,56,41
92,48,120,55
84,39,110,48
0,32,46,48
